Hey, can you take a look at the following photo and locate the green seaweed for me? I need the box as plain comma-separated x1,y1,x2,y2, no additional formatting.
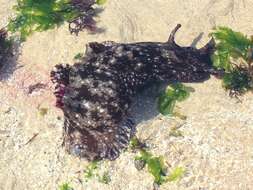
167,166,185,182
211,26,253,96
74,52,84,60
98,171,111,184
8,0,106,41
222,69,251,95
129,136,146,150
129,136,140,149
84,160,99,181
158,83,194,116
8,0,77,40
135,150,167,185
96,0,107,5
83,160,111,184
59,183,73,190
134,149,185,185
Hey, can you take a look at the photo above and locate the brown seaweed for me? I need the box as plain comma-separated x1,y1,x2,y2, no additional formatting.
51,24,220,161
68,0,99,35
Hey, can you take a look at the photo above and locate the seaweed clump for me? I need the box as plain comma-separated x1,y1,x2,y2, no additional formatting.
83,160,111,184
59,183,73,190
134,149,185,188
211,26,253,97
8,0,106,40
130,137,185,188
0,29,12,69
135,150,167,185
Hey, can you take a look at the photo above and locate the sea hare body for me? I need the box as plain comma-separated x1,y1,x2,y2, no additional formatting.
51,24,218,161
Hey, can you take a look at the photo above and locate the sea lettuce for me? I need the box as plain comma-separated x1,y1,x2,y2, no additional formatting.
211,26,253,96
158,83,194,116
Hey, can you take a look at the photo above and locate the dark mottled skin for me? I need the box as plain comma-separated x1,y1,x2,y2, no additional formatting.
51,24,220,161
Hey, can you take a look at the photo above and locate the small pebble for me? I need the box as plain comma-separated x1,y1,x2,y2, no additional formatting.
134,159,146,171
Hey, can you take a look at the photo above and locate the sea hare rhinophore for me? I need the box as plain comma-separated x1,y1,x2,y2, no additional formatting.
51,24,219,161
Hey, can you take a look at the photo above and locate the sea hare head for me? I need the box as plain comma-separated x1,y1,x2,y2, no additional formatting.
162,24,217,82
179,38,216,81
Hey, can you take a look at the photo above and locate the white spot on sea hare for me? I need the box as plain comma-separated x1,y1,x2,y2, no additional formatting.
96,69,102,73
83,102,91,109
99,108,105,113
109,57,117,64
126,51,134,59
105,72,112,76
137,62,143,67
154,56,160,61
115,46,124,54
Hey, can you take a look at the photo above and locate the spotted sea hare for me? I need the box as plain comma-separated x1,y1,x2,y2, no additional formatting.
51,24,220,161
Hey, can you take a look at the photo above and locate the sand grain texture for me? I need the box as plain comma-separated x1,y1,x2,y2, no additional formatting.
0,0,253,190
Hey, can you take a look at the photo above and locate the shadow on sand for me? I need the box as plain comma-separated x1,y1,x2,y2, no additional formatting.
0,40,22,81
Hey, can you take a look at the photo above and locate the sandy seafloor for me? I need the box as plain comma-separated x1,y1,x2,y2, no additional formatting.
0,0,253,190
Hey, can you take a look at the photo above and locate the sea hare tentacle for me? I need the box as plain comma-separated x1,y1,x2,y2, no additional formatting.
51,24,219,161
167,23,181,45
